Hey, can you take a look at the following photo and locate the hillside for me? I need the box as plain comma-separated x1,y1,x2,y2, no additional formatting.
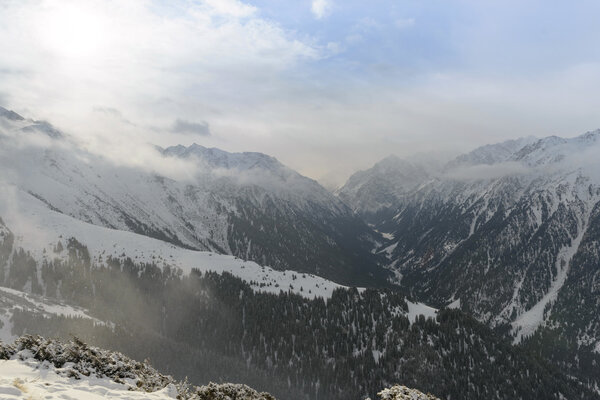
338,131,600,390
0,106,387,286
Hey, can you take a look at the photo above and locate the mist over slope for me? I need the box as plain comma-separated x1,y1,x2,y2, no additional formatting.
0,106,387,287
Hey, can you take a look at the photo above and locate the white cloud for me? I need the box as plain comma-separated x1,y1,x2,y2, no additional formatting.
0,0,320,154
311,0,332,19
201,0,257,18
1,0,600,189
444,162,528,181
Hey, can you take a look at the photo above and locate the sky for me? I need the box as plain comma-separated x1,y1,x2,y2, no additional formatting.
1,0,600,187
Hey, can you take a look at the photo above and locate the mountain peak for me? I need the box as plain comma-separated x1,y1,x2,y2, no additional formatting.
21,120,63,139
163,143,283,172
510,130,600,166
0,106,63,139
337,155,432,217
575,129,600,144
0,106,24,121
448,136,537,168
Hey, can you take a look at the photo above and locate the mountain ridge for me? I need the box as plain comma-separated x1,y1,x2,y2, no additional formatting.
338,129,600,391
0,106,388,287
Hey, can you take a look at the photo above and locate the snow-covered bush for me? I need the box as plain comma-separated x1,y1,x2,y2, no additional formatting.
0,335,172,391
372,385,440,400
0,335,276,400
191,382,276,400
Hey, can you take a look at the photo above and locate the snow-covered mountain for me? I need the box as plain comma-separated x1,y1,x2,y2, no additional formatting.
336,156,433,220
0,191,350,301
0,107,387,286
447,136,537,168
339,131,600,361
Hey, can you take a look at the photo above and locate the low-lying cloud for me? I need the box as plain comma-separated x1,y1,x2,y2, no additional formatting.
1,0,600,188
444,161,529,181
172,119,211,136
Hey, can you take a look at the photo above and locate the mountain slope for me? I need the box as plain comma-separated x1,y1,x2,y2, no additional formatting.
339,131,600,353
336,156,432,221
0,107,387,286
0,172,596,399
0,187,351,301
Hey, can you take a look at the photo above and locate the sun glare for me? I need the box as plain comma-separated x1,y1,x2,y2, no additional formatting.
39,5,110,61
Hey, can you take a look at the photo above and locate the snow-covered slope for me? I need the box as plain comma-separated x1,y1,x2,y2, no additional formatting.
341,130,600,351
0,183,347,300
336,156,433,219
0,360,176,400
0,107,386,286
0,335,275,400
0,285,107,343
448,136,537,168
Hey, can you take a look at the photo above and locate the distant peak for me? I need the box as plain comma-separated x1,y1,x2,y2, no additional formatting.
576,129,600,143
0,106,25,121
21,120,63,139
162,143,283,171
448,136,538,168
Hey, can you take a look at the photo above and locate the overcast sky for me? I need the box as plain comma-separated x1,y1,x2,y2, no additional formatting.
1,0,600,187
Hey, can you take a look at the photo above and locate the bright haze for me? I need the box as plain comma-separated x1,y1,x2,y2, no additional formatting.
1,0,600,187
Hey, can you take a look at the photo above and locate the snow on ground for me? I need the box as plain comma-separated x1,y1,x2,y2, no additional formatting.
0,336,276,400
0,286,107,343
0,358,178,400
379,242,398,258
375,385,440,400
0,286,99,321
511,200,592,343
447,298,460,309
371,228,395,241
406,301,438,323
0,185,348,300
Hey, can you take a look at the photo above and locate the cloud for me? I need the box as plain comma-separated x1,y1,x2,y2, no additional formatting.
2,0,600,189
444,162,528,181
311,0,332,19
172,119,211,136
0,0,319,142
201,0,256,18
92,107,135,125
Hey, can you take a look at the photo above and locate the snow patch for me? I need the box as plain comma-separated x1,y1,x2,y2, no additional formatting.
447,298,460,309
0,186,349,300
406,301,438,324
512,203,591,343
